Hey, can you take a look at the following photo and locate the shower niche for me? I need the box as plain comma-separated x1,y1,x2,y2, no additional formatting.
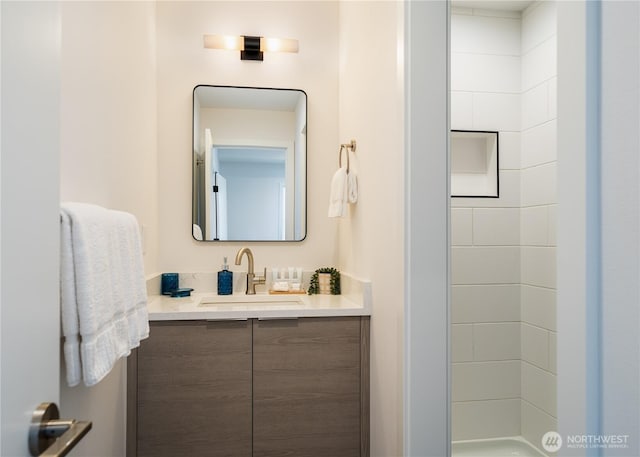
450,130,499,198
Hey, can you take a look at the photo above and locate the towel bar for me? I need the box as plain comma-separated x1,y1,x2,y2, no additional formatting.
339,139,357,172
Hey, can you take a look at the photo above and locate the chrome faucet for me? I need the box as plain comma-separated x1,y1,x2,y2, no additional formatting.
234,247,266,295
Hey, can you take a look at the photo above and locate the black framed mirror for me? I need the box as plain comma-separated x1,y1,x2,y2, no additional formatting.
192,85,307,241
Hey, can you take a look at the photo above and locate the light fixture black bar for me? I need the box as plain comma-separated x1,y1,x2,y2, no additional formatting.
241,36,263,61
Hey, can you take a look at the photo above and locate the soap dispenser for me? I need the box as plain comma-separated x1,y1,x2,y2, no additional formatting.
217,257,233,295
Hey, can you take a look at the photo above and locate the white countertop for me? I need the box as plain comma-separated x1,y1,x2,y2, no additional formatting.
147,291,371,321
147,274,372,321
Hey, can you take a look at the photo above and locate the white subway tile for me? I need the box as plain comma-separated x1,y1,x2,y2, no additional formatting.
548,76,557,119
521,323,549,370
452,208,473,246
522,120,557,168
521,246,556,289
522,83,549,130
549,332,557,374
521,206,549,246
471,54,521,94
452,324,474,362
453,361,521,401
521,285,557,331
521,399,558,455
452,399,521,440
452,284,521,323
473,93,520,132
522,1,557,54
452,91,473,130
451,53,476,92
521,162,557,206
522,36,557,91
451,53,519,93
547,204,557,246
499,132,521,170
473,208,520,246
452,246,520,285
474,322,520,361
451,14,521,56
452,170,520,208
521,361,557,417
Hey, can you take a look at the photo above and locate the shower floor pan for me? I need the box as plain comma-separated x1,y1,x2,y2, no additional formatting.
452,436,547,457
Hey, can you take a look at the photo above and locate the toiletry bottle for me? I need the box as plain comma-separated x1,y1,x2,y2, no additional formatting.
218,257,233,295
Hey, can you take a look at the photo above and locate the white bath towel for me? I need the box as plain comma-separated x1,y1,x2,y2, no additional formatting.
60,202,149,387
328,166,348,217
347,170,358,204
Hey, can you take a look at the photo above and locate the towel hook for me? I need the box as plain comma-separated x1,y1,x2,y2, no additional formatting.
338,139,357,173
342,139,357,153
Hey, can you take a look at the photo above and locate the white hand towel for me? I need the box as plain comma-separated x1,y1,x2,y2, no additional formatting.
193,223,203,241
328,166,348,218
60,202,149,387
347,170,358,204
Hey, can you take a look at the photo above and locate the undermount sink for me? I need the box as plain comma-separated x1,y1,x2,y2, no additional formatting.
198,294,303,307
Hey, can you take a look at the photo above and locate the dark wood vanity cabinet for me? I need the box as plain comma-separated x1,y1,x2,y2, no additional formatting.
128,317,370,457
253,317,368,457
130,320,253,457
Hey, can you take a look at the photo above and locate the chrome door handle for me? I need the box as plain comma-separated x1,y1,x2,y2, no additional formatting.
29,402,92,457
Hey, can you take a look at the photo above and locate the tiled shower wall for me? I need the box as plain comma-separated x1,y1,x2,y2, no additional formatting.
450,7,523,440
520,1,558,450
451,2,557,448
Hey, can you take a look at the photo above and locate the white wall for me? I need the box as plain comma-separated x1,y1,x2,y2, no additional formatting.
337,2,405,455
403,1,450,454
519,2,558,451
450,7,523,441
59,3,158,456
600,2,640,455
156,1,339,273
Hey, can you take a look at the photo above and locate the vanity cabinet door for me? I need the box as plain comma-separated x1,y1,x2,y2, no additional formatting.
134,320,252,457
252,317,364,457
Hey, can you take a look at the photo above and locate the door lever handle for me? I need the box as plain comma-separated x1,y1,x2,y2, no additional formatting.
29,402,92,457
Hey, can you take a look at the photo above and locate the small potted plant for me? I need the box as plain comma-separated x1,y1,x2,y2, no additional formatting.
307,267,341,295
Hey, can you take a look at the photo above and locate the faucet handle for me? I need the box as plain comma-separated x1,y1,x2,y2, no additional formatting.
256,267,267,284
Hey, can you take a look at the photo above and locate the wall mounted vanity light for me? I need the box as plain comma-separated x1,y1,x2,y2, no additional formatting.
203,35,299,61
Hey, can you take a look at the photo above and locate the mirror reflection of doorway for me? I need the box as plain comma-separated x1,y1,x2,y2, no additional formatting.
214,146,288,240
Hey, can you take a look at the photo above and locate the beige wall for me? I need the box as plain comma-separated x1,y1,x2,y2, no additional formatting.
60,1,159,275
156,1,339,273
59,2,158,456
338,2,405,455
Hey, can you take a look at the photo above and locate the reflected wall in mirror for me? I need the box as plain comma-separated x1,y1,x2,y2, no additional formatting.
192,85,307,241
